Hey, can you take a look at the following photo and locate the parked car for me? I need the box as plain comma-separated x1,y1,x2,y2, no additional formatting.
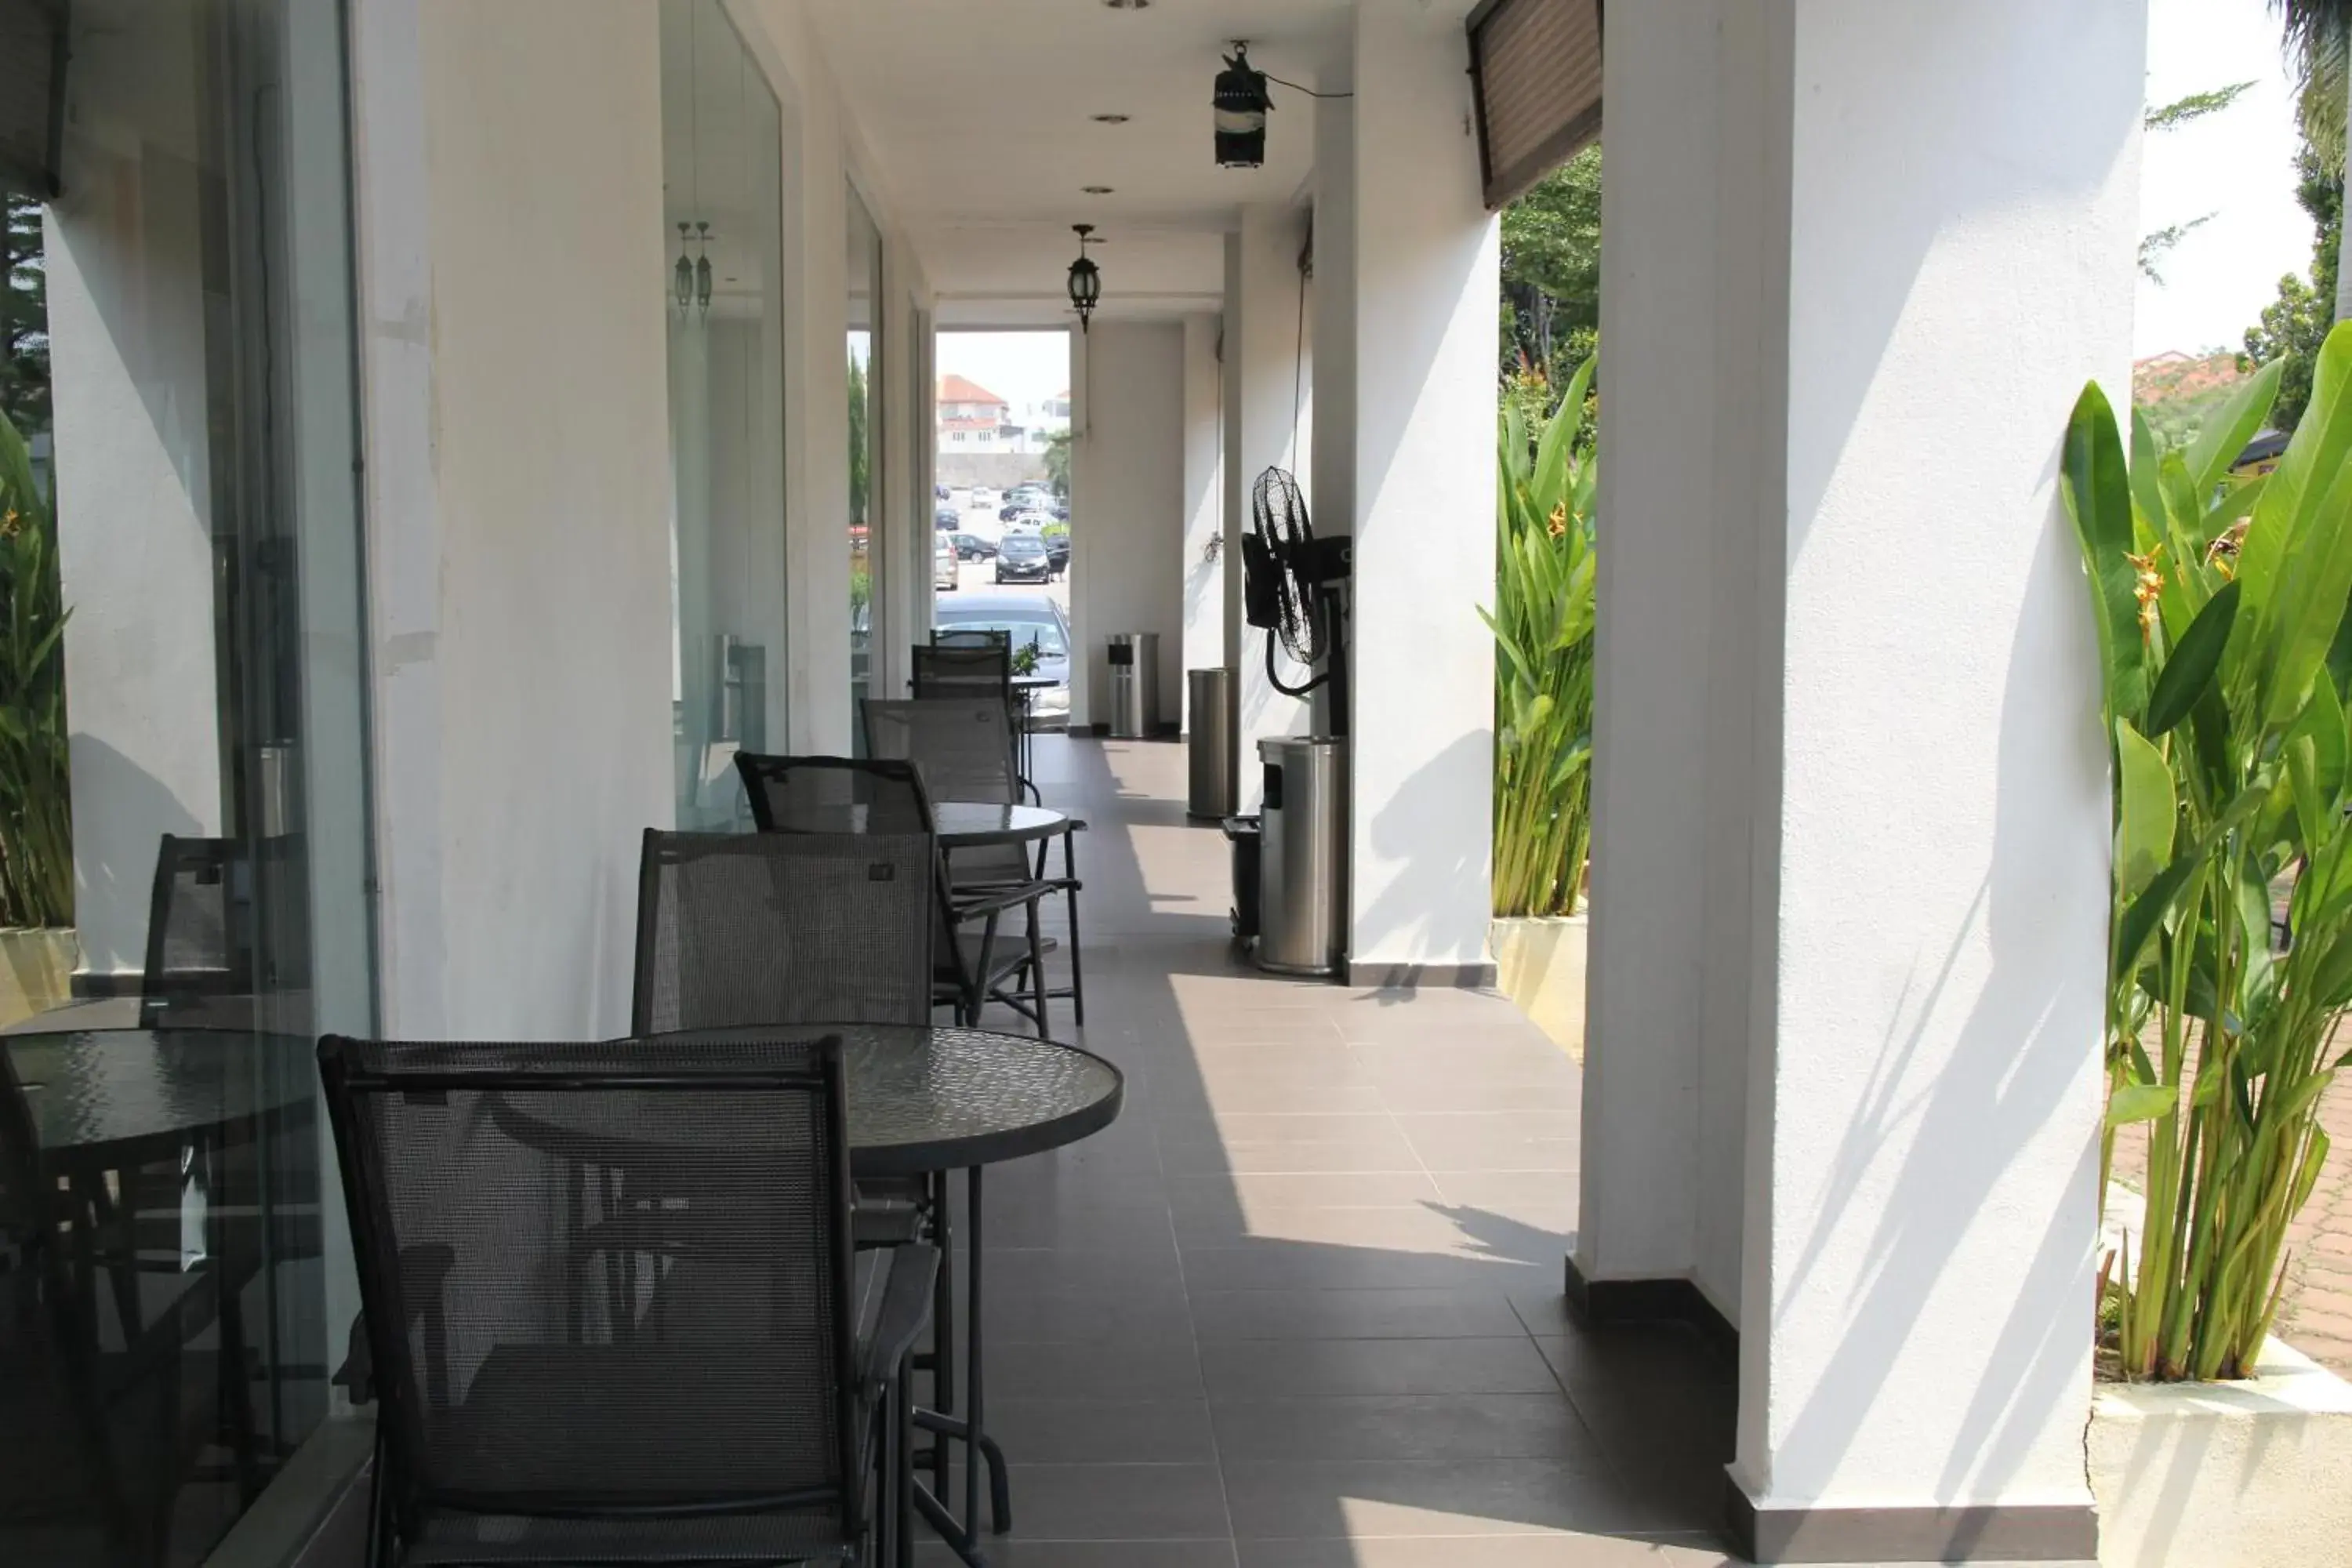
934,590,1072,724
935,532,959,591
935,505,960,531
995,532,1052,584
951,532,995,561
970,486,995,508
935,482,951,501
1041,525,1069,575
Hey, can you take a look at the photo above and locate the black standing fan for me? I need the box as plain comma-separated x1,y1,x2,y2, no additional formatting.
1243,466,1352,732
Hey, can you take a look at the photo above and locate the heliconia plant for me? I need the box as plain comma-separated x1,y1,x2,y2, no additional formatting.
1486,356,1596,920
2063,325,2352,1381
0,411,71,931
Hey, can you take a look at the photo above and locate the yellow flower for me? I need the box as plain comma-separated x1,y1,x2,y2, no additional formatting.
1546,503,1567,539
2125,546,2165,640
2205,518,2249,579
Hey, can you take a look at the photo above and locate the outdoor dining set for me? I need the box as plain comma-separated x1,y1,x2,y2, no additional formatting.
1,630,1118,1568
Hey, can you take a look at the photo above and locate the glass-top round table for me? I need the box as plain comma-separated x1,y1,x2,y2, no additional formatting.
933,801,1070,851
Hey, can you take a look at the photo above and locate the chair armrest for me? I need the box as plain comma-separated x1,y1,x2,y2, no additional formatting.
950,884,1051,921
858,1242,938,1395
333,1242,455,1406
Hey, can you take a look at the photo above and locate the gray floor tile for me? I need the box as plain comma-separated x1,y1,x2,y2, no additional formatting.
1202,1337,1564,1398
1209,1393,1606,1463
1167,1171,1447,1214
1189,1287,1530,1342
916,1544,1240,1568
955,1462,1233,1541
986,1338,1207,1400
982,1398,1219,1464
1233,1535,1737,1566
1178,1244,1552,1294
1220,1456,1641,1538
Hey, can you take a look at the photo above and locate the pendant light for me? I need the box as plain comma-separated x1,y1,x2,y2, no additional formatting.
1214,44,1269,168
1067,224,1102,332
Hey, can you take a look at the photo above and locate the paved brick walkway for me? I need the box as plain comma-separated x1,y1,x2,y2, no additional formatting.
2111,1019,2352,1379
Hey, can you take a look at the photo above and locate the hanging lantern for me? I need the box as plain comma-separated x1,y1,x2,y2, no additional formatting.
694,222,714,314
1066,223,1102,333
673,222,694,311
1214,44,1269,169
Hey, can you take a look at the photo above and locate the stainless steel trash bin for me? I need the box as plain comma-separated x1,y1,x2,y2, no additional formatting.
1107,632,1160,739
1187,668,1236,819
1257,736,1347,976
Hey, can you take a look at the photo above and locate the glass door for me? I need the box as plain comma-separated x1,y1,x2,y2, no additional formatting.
847,186,883,730
662,0,788,827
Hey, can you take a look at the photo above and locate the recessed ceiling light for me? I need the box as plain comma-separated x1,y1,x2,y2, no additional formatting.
1083,185,1114,194
1092,113,1131,124
1102,0,1149,9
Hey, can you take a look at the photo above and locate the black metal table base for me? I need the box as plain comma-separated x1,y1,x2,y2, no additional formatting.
901,1165,1008,1567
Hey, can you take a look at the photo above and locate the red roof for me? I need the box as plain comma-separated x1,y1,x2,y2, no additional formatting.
938,374,1006,407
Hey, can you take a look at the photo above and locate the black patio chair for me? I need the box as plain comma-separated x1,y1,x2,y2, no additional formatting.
318,1031,935,1568
730,755,1054,1033
0,1044,249,1567
930,627,1009,652
861,701,1088,1025
139,836,255,1028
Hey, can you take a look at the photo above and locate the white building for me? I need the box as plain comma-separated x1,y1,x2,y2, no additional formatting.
5,0,2151,1562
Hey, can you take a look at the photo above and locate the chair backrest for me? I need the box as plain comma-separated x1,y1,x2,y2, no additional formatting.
734,753,935,837
931,627,1009,652
141,835,256,1022
862,698,1021,808
633,828,934,1034
318,1032,861,1561
912,641,1011,707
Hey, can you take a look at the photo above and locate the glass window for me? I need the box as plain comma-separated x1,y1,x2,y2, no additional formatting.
2,0,372,1558
662,0,787,829
847,187,882,728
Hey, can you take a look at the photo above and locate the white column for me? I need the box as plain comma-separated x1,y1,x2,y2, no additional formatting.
1180,313,1225,727
1589,0,2141,1555
1225,203,1313,812
1339,0,1498,981
1069,322,1185,731
1732,1,2137,1548
351,0,675,1040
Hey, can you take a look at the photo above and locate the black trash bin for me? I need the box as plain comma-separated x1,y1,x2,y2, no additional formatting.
1222,815,1261,944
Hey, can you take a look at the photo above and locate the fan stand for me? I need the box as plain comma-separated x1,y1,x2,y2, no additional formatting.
1265,582,1349,739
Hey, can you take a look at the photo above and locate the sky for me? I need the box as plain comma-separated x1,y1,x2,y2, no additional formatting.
2136,0,2314,357
937,330,1073,413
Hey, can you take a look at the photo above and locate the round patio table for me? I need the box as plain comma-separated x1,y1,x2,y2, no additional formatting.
933,801,1069,851
5,1026,314,1163
496,1022,1123,1568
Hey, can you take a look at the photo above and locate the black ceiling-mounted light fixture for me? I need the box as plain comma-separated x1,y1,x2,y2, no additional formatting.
1067,223,1102,332
1214,43,1270,168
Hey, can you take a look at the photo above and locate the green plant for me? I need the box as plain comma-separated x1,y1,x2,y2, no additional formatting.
2065,326,2352,1381
0,412,71,929
1484,355,1596,919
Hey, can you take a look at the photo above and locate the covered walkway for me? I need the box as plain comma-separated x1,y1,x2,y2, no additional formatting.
946,733,1735,1565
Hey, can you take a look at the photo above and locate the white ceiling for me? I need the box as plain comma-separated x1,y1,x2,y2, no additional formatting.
801,0,1355,320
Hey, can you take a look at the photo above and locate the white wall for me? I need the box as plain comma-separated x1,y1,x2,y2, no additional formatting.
1225,205,1315,812
352,0,674,1040
1341,0,1498,978
1179,313,1225,725
45,0,226,976
1069,323,1186,731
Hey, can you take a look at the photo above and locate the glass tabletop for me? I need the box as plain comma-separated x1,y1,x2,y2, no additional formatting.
5,1026,317,1157
491,1023,1123,1178
934,801,1069,846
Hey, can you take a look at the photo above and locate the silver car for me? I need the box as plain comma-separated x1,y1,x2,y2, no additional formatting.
932,591,1073,724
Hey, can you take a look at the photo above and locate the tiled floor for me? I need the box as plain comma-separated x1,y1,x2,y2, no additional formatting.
925,734,1742,1567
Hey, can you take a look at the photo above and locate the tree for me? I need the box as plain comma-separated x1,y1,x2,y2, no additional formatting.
2273,0,2352,321
2244,140,2342,431
1499,144,1599,385
1041,428,1070,499
2138,83,2255,284
2,197,47,435
846,352,868,526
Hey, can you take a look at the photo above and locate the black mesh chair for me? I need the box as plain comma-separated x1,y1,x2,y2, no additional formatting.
728,756,1049,1032
929,628,1008,652
0,1046,247,1567
862,702,1087,1026
911,641,1011,708
139,836,256,1028
318,1032,935,1568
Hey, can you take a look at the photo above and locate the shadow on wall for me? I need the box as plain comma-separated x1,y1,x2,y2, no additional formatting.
1765,508,2104,1541
64,732,205,975
1354,728,1493,971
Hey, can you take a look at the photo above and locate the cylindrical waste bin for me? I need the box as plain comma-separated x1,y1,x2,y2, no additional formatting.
1187,667,1236,819
1257,737,1348,976
1222,815,1261,943
1106,632,1161,739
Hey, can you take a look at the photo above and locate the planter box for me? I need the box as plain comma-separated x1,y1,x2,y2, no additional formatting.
0,927,78,1030
1490,913,1585,1062
2090,1337,2352,1567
